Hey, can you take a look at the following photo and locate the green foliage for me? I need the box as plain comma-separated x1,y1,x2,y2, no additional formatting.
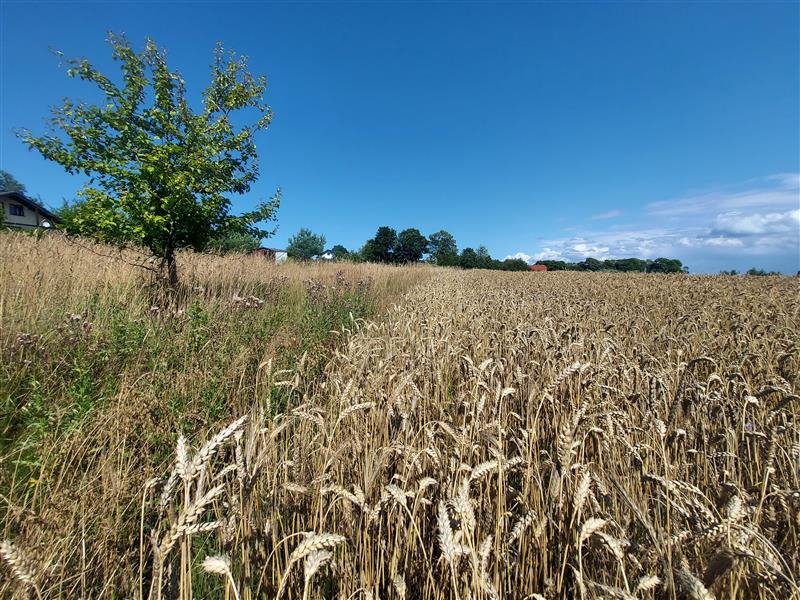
459,247,479,269
476,245,492,269
54,199,85,234
0,170,26,193
207,231,262,254
359,240,378,262
604,258,648,272
394,228,428,263
108,306,147,361
18,34,280,284
362,226,397,263
536,256,686,273
1,271,384,485
428,230,458,265
348,221,691,275
577,257,605,272
499,258,529,271
186,299,211,351
746,267,781,276
347,248,365,262
646,257,684,274
350,223,689,275
331,244,349,260
534,260,572,271
287,227,325,260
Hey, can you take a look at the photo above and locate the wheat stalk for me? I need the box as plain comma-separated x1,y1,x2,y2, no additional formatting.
276,533,346,598
437,501,470,565
202,554,241,600
0,540,42,599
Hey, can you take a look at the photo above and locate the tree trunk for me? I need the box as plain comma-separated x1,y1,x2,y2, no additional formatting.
160,246,179,294
166,251,178,289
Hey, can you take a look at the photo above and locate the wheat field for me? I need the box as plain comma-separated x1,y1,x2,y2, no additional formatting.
2,234,799,599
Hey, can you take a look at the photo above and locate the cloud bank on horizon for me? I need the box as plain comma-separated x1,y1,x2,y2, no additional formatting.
506,174,800,273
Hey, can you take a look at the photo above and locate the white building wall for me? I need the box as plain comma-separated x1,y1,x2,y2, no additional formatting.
2,199,43,228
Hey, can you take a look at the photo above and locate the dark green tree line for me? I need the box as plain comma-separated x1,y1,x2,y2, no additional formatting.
535,257,687,273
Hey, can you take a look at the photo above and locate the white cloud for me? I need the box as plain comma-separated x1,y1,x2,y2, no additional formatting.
769,172,800,188
530,229,680,263
504,252,532,262
571,241,611,258
533,247,564,261
712,209,799,236
591,210,623,220
646,174,799,218
517,174,800,272
702,236,745,248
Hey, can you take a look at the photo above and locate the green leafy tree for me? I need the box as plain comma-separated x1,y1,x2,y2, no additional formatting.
363,226,397,263
533,257,686,273
459,247,479,269
428,230,458,266
500,258,529,271
348,247,365,263
535,260,571,271
646,257,684,274
746,267,780,276
359,240,378,262
18,34,280,287
53,199,83,232
394,228,428,263
287,228,325,260
476,245,492,269
605,258,648,272
207,231,261,254
577,257,605,271
331,244,349,260
0,170,27,193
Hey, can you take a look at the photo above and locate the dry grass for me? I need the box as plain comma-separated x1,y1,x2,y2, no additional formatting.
2,231,799,598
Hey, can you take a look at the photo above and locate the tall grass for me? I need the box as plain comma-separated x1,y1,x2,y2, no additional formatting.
1,231,799,599
0,231,430,598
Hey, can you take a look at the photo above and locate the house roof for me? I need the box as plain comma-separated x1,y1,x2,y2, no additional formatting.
0,191,62,223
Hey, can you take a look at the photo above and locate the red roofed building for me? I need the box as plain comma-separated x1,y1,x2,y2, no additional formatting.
529,264,548,272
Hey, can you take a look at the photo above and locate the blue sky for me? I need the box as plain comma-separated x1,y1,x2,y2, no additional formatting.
1,1,798,273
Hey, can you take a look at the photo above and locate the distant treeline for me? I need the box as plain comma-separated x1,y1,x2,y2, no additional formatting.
285,225,690,273
288,226,531,270
534,257,686,273
720,268,783,276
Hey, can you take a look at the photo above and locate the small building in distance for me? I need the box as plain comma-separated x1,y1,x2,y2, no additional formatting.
1,191,62,230
529,264,548,272
314,249,335,261
250,247,288,264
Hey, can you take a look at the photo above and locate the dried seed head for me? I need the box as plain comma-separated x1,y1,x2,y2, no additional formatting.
579,518,608,542
0,540,37,589
303,550,333,583
202,554,232,577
